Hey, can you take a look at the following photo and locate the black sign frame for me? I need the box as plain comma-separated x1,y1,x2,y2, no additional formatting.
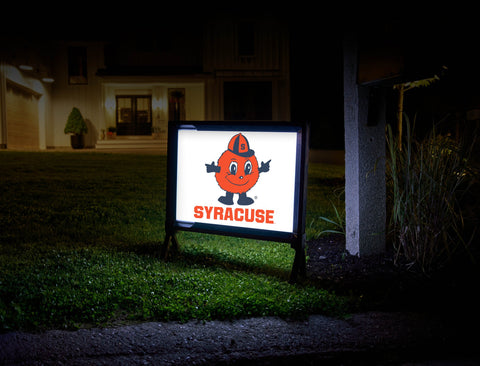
162,121,309,282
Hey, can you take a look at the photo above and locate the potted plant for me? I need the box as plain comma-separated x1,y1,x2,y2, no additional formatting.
64,107,88,149
107,126,116,139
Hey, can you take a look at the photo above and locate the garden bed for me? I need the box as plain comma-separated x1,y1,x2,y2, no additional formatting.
306,233,480,315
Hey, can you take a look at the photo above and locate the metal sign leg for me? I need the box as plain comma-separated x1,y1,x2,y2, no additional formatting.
289,236,306,284
161,229,179,259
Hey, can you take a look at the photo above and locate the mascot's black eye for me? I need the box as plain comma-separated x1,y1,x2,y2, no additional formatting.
229,161,238,175
244,160,252,175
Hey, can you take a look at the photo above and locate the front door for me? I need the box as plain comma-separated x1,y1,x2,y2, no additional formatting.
116,95,152,136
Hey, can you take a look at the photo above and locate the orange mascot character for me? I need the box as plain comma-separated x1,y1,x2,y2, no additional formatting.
206,133,270,205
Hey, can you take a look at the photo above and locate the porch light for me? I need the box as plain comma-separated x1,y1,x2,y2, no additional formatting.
152,97,163,110
41,76,55,83
105,97,115,110
19,64,34,71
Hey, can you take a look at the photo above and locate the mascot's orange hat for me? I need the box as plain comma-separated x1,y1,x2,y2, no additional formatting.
227,133,255,157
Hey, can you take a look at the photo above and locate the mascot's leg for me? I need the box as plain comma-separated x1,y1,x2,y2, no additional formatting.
237,192,254,206
218,191,234,205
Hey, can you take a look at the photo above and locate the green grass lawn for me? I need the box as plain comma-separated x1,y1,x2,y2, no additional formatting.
0,151,346,331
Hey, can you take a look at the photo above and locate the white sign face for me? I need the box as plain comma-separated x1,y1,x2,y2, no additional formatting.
176,129,298,233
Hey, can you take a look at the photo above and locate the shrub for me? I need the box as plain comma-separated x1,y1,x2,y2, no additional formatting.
386,116,477,274
64,107,88,135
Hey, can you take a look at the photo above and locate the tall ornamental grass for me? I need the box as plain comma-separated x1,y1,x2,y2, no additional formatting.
386,117,477,274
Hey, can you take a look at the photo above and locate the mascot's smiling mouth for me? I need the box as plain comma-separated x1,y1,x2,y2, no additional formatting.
226,175,249,186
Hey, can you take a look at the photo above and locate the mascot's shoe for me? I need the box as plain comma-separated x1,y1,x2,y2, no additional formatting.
218,192,234,205
237,193,254,206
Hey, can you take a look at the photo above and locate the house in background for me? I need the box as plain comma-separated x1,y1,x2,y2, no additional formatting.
0,14,290,151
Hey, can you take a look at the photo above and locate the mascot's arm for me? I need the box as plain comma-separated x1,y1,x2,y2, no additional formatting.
205,161,221,173
258,159,271,173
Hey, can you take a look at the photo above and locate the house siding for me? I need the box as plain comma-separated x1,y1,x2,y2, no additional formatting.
50,42,105,148
1,15,290,150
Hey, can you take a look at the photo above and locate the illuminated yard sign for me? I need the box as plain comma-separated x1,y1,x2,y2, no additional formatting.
163,121,309,281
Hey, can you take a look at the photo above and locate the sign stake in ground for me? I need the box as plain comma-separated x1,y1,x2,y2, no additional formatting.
162,121,309,283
